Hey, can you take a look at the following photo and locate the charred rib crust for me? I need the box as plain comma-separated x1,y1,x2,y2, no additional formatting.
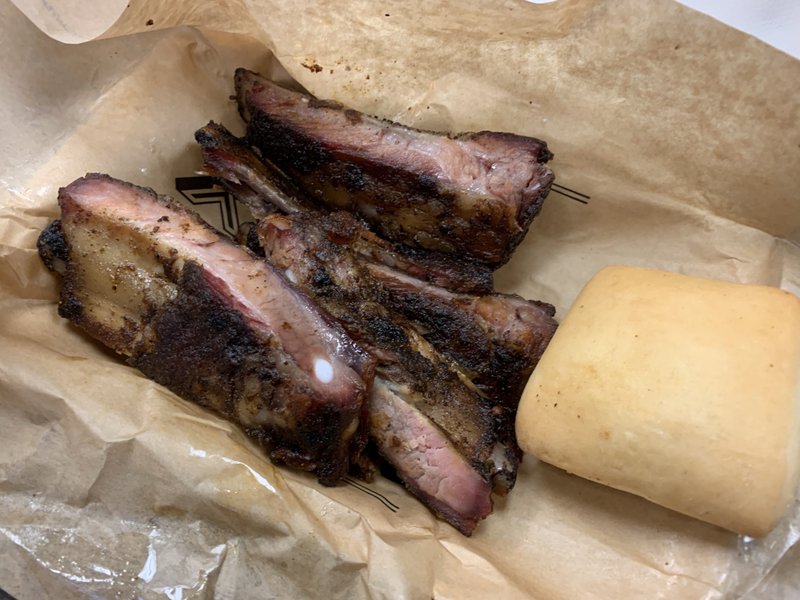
235,68,554,266
247,110,332,175
131,261,357,483
373,275,557,408
386,243,493,294
37,219,69,273
243,108,462,239
40,173,372,486
244,106,465,243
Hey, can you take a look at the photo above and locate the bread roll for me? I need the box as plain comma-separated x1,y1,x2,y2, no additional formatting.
516,266,800,537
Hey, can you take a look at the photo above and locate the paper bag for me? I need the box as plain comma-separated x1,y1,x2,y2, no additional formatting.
1,0,799,597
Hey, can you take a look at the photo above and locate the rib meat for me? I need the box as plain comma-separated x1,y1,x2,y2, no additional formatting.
37,173,374,485
234,69,554,267
196,120,316,216
365,264,558,411
258,211,520,534
196,120,493,294
369,378,492,535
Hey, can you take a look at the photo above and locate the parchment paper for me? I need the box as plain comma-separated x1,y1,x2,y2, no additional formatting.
1,0,799,597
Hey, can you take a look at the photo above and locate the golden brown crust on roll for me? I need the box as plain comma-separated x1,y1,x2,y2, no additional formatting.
516,265,800,537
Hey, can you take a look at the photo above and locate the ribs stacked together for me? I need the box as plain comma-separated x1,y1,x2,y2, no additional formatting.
38,69,557,535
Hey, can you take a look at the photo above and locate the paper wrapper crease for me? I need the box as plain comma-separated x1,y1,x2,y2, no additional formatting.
1,0,799,597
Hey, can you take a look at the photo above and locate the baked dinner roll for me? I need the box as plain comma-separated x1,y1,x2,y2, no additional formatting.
516,265,800,537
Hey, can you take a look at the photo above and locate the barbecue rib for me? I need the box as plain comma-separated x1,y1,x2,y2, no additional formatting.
365,263,558,410
196,120,316,216
37,174,375,485
234,69,554,266
196,119,555,461
369,378,492,535
259,211,520,534
196,121,493,294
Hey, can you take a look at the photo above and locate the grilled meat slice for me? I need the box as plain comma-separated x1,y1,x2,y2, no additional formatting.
196,120,316,217
196,120,493,294
37,173,374,485
369,378,492,535
235,68,554,267
366,264,558,411
259,211,520,533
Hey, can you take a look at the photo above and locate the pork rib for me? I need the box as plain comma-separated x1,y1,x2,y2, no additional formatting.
196,120,493,294
259,211,520,534
234,69,554,267
37,174,374,485
369,379,492,535
366,264,558,411
195,120,316,217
